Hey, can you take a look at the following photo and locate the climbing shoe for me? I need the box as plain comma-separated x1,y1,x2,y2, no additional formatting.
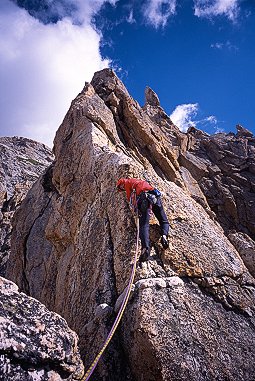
161,235,169,249
139,248,150,263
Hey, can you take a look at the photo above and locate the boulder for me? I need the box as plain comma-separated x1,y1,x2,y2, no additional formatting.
0,276,83,380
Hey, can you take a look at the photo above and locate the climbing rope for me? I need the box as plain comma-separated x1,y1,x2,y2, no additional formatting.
80,217,140,381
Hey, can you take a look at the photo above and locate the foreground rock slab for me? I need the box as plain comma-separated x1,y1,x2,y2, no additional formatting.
0,276,83,380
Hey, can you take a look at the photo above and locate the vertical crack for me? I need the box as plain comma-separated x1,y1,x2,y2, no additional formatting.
105,213,117,304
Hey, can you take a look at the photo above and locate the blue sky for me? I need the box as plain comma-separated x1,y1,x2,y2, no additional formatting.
0,0,254,146
95,0,255,135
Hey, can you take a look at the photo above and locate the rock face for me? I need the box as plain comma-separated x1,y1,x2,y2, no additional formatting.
0,276,83,380
0,136,54,275
7,69,255,380
181,126,255,240
180,126,255,277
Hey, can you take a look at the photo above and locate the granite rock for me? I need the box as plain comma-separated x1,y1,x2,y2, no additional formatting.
0,136,54,275
7,69,255,380
0,276,83,380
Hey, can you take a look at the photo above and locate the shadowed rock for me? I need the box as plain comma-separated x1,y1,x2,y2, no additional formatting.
0,136,54,275
180,126,255,248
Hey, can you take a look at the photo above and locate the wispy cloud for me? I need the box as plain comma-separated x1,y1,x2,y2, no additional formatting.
197,115,227,134
203,115,217,124
194,0,240,21
196,115,218,126
142,0,177,28
170,103,198,132
211,40,239,51
127,9,136,24
0,0,115,147
211,42,224,49
214,126,225,133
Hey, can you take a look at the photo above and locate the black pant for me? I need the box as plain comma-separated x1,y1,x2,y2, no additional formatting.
138,196,169,249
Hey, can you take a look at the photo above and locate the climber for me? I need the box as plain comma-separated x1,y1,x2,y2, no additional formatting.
117,178,170,262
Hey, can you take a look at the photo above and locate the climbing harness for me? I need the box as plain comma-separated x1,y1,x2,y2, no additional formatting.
80,217,140,381
136,188,161,215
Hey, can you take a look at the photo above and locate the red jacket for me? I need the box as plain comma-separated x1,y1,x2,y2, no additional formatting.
117,178,154,201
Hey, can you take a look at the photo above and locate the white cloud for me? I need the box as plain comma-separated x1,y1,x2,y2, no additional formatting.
170,105,220,133
170,103,199,132
142,0,177,28
196,115,218,127
0,0,116,147
211,40,239,51
203,115,217,124
127,9,136,24
210,42,224,49
214,127,225,133
194,0,240,21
